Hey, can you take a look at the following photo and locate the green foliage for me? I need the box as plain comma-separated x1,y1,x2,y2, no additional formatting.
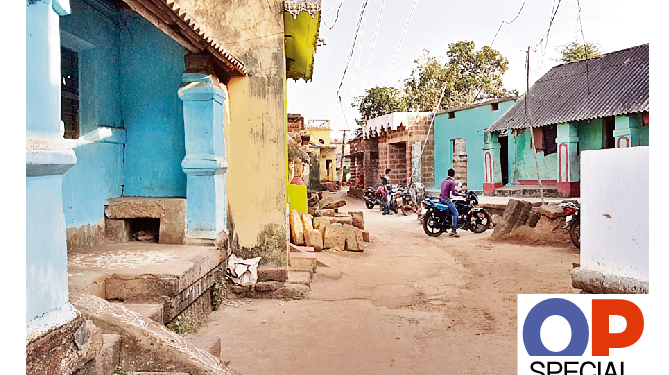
168,317,199,335
352,86,407,121
558,41,602,63
114,367,133,375
353,41,516,121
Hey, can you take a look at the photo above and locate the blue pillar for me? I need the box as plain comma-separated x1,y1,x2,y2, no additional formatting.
26,0,79,329
178,73,227,242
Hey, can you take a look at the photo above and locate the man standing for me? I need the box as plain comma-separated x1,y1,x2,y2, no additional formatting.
381,168,392,215
439,168,465,237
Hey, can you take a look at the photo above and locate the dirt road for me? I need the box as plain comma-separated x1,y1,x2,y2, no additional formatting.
201,192,580,375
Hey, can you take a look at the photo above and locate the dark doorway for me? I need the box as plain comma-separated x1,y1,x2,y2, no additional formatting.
604,116,615,149
499,134,509,185
130,218,160,242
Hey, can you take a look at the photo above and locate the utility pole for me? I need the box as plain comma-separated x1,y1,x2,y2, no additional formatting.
339,129,347,184
526,46,545,204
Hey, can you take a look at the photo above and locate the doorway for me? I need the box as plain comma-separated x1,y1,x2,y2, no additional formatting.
499,134,509,186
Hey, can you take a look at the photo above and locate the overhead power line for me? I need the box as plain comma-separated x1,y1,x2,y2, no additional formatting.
383,0,420,85
530,0,563,73
322,0,344,30
361,0,386,89
490,0,529,46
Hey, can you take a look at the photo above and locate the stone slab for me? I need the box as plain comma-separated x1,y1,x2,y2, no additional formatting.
116,303,164,324
184,334,221,357
348,211,365,230
70,294,239,375
105,197,187,245
257,267,288,282
538,203,566,219
362,231,370,242
323,224,346,250
304,229,323,252
290,209,305,245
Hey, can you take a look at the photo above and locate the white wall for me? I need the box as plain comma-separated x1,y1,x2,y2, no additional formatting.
580,147,649,282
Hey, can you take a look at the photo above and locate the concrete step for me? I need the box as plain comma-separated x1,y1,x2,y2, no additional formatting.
289,251,317,273
287,270,312,287
68,242,225,325
492,186,560,198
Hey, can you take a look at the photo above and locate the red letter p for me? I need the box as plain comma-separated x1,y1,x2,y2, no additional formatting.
592,299,644,356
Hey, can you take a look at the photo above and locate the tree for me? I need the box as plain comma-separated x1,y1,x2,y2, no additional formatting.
402,42,516,112
352,86,407,121
558,41,602,63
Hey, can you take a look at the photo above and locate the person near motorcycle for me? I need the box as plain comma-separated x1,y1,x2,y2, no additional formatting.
439,168,466,237
381,169,392,215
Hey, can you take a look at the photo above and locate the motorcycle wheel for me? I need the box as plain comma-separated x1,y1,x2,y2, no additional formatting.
468,211,491,233
365,200,374,209
392,202,399,214
423,211,444,237
569,218,580,248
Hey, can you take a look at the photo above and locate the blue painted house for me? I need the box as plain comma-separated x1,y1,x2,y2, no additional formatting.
26,0,247,371
485,44,649,197
432,97,516,192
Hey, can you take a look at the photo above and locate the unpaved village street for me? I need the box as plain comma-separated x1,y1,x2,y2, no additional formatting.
201,192,580,375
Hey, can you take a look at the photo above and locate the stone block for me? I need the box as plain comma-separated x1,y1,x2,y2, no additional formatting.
313,217,335,239
254,281,285,292
491,199,525,239
95,334,121,375
342,224,363,252
289,251,317,272
317,197,335,209
290,209,305,245
527,209,541,227
183,334,221,357
304,229,323,252
538,204,566,219
513,200,533,228
308,206,317,215
322,199,347,210
348,211,365,230
323,224,346,250
301,212,314,233
104,197,186,245
362,231,370,242
257,267,288,282
116,303,164,324
318,209,336,217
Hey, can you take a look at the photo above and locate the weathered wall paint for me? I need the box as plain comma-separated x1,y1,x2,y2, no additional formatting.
121,14,187,197
178,0,288,265
580,147,648,281
434,100,514,191
511,129,558,182
26,0,77,324
61,0,188,242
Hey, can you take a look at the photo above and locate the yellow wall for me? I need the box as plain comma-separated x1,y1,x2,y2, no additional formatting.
179,0,288,266
309,128,331,146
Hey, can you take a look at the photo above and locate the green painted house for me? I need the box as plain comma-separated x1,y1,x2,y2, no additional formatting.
484,44,649,197
433,97,517,192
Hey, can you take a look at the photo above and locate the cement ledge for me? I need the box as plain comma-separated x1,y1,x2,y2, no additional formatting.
571,267,649,294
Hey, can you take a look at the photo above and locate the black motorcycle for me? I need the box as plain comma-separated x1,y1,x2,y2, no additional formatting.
362,185,384,209
421,191,491,237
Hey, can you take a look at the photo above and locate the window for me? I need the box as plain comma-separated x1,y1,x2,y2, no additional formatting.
542,124,557,155
491,102,499,111
61,47,79,139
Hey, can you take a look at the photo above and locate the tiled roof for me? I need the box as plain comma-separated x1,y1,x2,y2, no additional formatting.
487,44,648,132
122,0,247,75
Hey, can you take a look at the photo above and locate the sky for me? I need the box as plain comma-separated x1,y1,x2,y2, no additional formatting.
288,0,653,139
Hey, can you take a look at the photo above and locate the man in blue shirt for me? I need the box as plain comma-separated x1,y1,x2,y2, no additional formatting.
439,168,466,237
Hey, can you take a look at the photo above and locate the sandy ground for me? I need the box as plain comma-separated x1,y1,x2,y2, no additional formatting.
200,191,580,375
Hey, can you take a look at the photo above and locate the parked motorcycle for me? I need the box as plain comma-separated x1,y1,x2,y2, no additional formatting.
396,184,414,216
363,185,384,209
559,202,580,248
420,190,491,237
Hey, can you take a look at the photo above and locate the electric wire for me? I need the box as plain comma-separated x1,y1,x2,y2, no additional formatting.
530,0,563,74
322,0,344,30
335,0,369,103
361,0,386,89
491,0,528,46
383,0,420,85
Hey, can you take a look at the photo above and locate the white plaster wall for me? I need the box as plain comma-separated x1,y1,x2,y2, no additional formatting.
580,147,649,282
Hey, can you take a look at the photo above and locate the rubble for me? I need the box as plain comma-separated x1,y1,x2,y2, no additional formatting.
490,199,575,247
289,194,370,253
